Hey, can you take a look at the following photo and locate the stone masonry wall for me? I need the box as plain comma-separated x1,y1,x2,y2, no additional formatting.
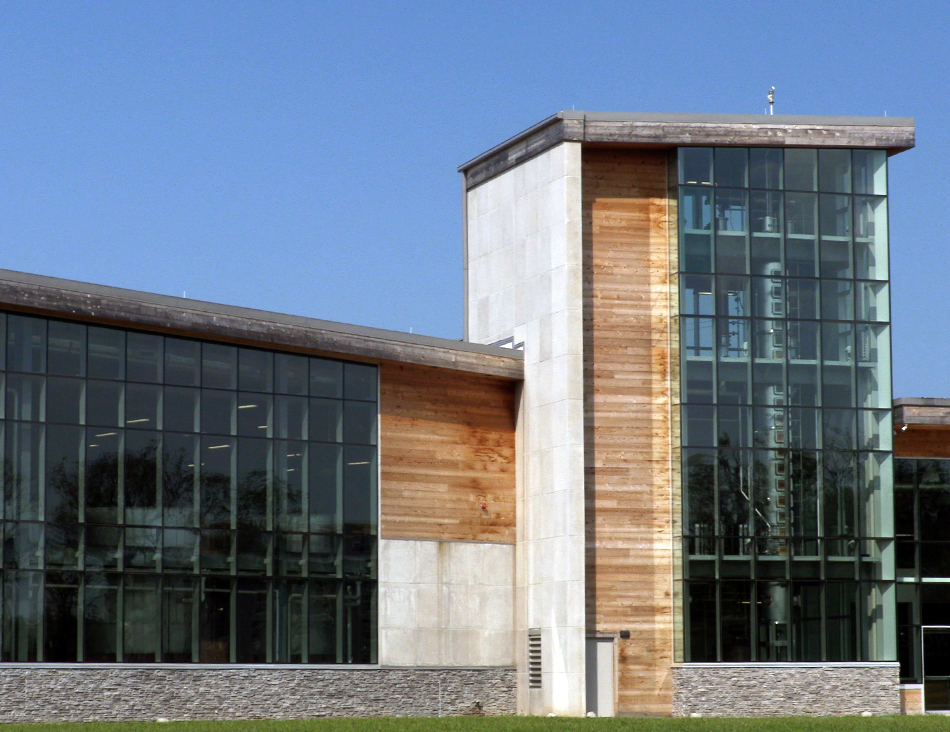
0,666,516,723
673,663,900,717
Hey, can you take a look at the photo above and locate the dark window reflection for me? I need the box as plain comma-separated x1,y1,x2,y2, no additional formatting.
0,313,377,664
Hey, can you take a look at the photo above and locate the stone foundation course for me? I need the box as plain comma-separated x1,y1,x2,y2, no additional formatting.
673,663,900,717
0,666,516,723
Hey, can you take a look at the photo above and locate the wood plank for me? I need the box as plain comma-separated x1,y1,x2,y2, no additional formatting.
583,148,674,715
379,361,517,543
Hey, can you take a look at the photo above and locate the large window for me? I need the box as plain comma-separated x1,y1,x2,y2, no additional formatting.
677,147,894,663
894,458,950,686
0,312,377,663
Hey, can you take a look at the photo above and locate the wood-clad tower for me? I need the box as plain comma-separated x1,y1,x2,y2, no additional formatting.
459,112,914,717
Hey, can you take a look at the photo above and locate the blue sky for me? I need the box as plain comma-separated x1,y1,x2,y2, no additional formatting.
0,1,945,396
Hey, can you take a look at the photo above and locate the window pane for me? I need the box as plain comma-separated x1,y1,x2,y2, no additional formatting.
126,383,161,430
7,374,45,422
310,443,342,533
716,148,748,187
124,575,160,662
201,390,235,436
680,188,713,273
164,386,199,433
83,574,118,662
165,338,200,386
86,430,121,525
88,327,125,380
819,149,851,193
46,424,81,524
682,405,714,447
239,349,273,393
276,441,307,532
200,438,234,529
44,572,79,662
237,437,269,532
344,363,377,402
680,147,712,185
750,149,782,190
125,430,160,525
275,353,309,395
48,321,86,377
683,449,715,547
163,433,197,527
127,332,163,383
853,150,887,195
7,315,46,374
854,196,888,280
236,578,268,662
681,274,713,315
86,381,122,427
163,576,197,662
202,344,237,390
46,377,83,425
200,577,231,662
238,393,271,438
721,581,752,661
275,395,307,441
784,149,817,191
310,359,343,398
5,422,43,520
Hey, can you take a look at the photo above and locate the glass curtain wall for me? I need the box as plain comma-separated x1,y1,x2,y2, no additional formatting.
894,457,950,695
0,312,377,663
677,147,895,663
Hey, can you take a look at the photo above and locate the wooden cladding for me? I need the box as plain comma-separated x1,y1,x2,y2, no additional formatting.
379,362,517,543
895,425,950,459
582,148,673,715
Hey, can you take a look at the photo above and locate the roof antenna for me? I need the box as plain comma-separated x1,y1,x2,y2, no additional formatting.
768,86,775,115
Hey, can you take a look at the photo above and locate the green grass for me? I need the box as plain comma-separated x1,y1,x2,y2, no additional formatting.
0,717,947,732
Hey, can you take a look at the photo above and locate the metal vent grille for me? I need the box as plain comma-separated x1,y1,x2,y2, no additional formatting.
528,629,542,689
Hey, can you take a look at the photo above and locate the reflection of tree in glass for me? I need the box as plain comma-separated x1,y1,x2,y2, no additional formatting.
822,448,856,539
86,450,118,510
238,469,267,532
163,448,195,515
125,441,158,509
47,457,80,523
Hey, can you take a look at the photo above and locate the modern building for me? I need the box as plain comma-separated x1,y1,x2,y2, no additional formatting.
0,110,938,720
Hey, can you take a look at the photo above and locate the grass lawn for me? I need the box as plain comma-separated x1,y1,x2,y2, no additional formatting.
0,717,947,732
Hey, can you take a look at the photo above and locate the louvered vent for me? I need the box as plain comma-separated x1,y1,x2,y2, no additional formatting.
528,629,542,689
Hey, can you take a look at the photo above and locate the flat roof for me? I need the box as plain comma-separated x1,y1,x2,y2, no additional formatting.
460,110,916,189
0,269,523,381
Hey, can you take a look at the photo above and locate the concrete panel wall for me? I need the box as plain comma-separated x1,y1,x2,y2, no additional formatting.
673,663,900,717
0,666,515,722
466,142,586,715
378,538,514,667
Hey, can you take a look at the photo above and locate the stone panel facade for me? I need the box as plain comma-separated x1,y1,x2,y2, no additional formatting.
673,663,900,717
0,666,515,723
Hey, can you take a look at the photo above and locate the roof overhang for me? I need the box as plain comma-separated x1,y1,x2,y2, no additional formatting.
460,111,916,190
0,269,524,381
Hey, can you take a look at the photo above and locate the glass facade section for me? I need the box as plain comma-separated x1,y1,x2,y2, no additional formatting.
677,147,894,663
894,458,950,700
0,312,377,663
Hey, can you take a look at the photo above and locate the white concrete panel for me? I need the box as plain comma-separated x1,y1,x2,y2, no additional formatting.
465,142,585,715
378,538,514,667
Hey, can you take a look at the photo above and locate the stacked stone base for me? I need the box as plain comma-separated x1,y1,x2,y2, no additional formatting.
0,665,516,723
673,663,900,717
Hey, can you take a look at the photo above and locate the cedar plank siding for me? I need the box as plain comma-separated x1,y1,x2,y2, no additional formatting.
895,426,950,459
582,149,673,715
379,361,517,543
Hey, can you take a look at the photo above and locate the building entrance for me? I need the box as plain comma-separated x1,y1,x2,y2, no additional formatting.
923,627,950,711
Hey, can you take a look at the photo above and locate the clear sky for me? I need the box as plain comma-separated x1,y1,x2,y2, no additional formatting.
0,1,945,396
